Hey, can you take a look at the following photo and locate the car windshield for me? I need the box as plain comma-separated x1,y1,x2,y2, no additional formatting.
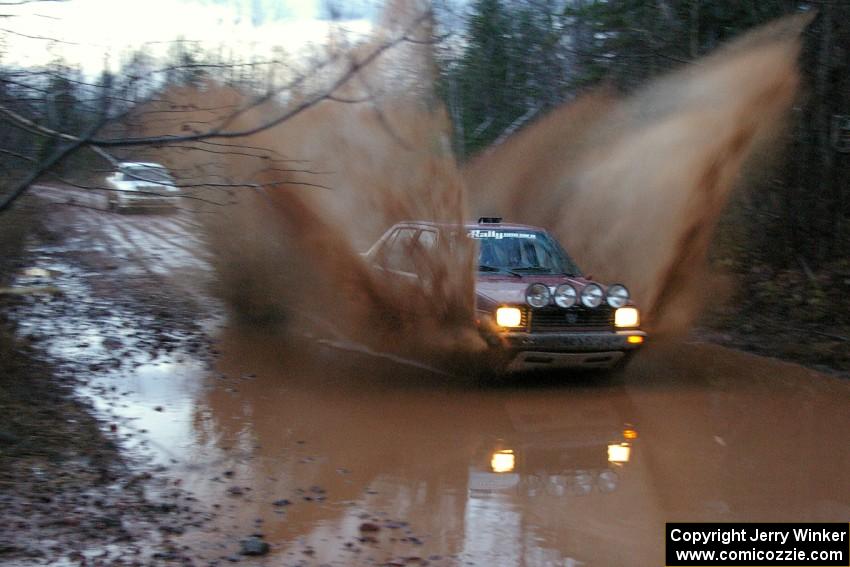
123,166,174,185
468,228,582,276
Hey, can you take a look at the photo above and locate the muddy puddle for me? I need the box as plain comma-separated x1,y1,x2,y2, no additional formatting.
8,201,850,566
146,333,850,566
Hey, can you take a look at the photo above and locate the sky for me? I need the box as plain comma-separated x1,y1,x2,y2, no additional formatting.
1,0,375,73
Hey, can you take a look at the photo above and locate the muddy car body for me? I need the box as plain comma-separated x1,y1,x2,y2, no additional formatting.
105,162,179,211
366,218,645,373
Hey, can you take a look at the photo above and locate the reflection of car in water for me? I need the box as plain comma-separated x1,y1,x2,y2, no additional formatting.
364,217,646,373
460,394,644,567
199,337,655,565
468,398,637,498
105,162,179,212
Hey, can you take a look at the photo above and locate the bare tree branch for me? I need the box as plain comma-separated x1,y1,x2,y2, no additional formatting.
0,147,36,162
0,119,104,212
0,0,68,5
8,10,432,150
0,26,80,44
0,9,435,213
0,101,81,142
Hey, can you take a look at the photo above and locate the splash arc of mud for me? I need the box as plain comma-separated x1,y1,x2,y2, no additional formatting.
137,11,808,365
134,8,484,363
465,14,810,335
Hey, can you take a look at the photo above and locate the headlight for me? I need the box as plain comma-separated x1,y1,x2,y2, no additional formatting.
495,307,523,328
606,284,630,308
615,307,640,328
580,284,603,308
553,284,577,308
525,283,551,308
490,450,515,473
607,443,631,464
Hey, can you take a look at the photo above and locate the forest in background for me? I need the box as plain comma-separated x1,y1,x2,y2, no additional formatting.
439,0,848,269
1,0,848,370
437,0,849,370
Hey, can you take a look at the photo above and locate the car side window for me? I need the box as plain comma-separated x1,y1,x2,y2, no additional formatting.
384,228,417,273
418,230,437,251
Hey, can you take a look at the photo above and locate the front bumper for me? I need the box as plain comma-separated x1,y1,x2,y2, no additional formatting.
118,197,177,209
498,330,645,372
119,197,176,209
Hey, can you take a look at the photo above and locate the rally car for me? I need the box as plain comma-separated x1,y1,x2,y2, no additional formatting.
105,162,180,211
365,217,645,373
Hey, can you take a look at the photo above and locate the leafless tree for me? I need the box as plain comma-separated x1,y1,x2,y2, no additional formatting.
0,6,436,213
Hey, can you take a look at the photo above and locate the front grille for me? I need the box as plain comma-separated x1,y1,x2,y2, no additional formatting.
139,186,173,196
523,446,610,471
528,306,614,332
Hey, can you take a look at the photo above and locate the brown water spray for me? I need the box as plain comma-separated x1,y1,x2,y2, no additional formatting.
141,10,807,363
466,15,809,336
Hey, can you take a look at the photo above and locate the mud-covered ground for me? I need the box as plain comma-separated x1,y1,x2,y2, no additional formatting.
0,192,214,565
698,264,850,378
1,186,849,567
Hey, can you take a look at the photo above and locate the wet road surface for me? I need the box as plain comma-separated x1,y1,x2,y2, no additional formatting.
156,339,848,566
13,187,850,566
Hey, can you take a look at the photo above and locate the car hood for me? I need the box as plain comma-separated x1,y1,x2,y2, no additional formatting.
476,274,598,306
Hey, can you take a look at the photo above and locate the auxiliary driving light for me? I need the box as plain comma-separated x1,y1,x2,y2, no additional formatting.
580,284,604,308
525,283,551,308
496,307,523,328
554,283,578,308
615,307,640,328
606,284,630,308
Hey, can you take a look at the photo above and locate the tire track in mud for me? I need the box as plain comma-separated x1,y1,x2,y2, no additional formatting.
100,213,213,304
32,184,214,303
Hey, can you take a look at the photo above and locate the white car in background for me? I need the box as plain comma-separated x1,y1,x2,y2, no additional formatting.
105,162,180,212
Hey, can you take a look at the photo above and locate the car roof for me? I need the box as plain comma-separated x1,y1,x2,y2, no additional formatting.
391,220,548,232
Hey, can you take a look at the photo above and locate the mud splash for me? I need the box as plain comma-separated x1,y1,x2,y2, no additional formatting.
137,10,807,362
465,15,809,334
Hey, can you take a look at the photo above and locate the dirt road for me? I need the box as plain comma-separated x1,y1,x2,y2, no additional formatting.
5,187,850,566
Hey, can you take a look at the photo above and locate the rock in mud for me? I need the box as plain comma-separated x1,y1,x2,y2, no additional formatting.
239,536,270,556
